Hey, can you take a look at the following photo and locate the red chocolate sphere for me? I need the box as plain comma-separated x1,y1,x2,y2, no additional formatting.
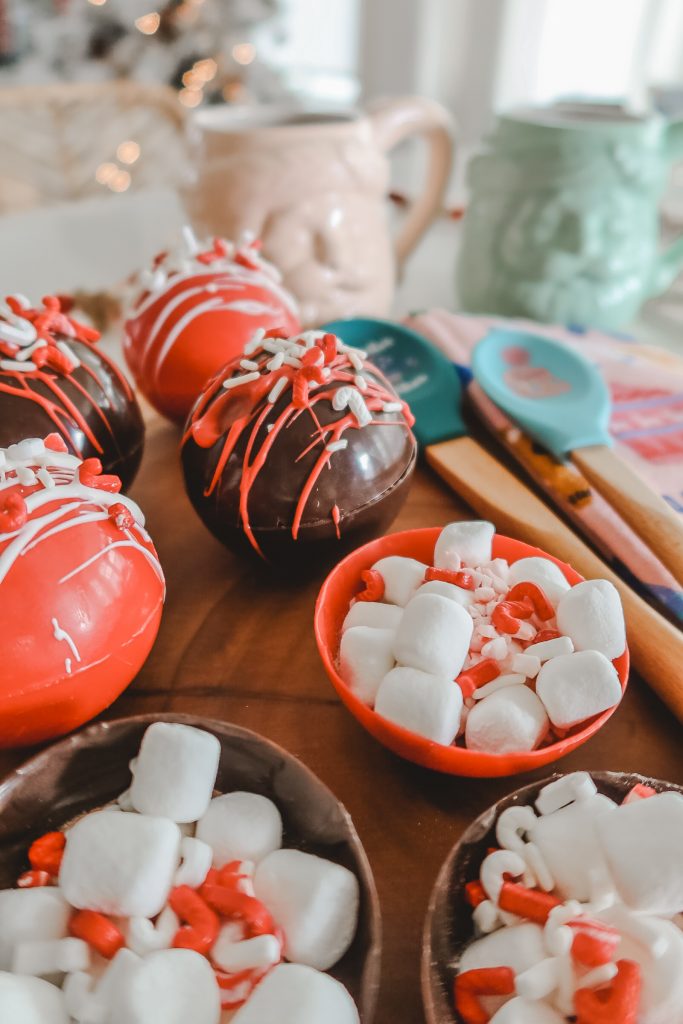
181,330,417,569
0,295,144,488
124,232,300,423
0,436,165,747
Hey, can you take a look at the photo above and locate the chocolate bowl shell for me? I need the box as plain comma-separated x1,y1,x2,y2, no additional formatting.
0,713,382,1023
0,337,144,489
421,771,683,1024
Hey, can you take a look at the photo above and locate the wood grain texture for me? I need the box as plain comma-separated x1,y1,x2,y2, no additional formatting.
573,444,683,586
1,416,682,1024
427,435,683,722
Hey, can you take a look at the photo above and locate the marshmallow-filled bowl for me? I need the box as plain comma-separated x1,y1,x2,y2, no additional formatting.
314,523,629,777
423,770,683,1024
0,714,381,1024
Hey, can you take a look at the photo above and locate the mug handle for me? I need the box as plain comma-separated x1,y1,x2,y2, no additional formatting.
651,117,683,294
367,96,454,272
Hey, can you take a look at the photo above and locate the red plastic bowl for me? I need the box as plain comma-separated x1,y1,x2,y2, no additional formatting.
314,528,629,778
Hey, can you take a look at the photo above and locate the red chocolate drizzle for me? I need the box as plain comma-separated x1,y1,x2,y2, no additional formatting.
182,333,415,557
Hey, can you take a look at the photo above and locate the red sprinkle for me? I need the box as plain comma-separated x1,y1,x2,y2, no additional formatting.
424,566,475,590
454,967,515,1024
574,958,641,1024
44,433,69,453
108,502,135,531
69,910,125,959
0,491,28,533
319,332,338,364
78,458,122,493
507,581,555,621
17,870,51,888
170,885,220,955
570,918,620,968
622,783,657,805
465,881,487,908
457,658,501,697
356,568,385,602
28,832,65,876
0,340,19,358
534,628,562,643
264,326,287,338
498,881,561,924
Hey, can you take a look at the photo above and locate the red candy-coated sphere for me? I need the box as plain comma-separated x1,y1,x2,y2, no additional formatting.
0,440,165,747
124,234,300,423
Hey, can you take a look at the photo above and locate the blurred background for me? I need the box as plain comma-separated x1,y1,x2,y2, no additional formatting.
2,0,683,343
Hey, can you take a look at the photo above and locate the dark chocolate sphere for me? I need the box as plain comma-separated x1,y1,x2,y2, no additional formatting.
0,297,144,489
181,331,417,568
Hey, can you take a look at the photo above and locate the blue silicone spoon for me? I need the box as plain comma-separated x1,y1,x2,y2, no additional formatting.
472,327,683,585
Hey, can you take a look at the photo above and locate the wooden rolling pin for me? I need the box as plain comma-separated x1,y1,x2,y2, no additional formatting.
427,436,683,721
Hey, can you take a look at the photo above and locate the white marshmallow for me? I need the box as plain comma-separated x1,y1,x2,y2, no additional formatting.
525,636,574,661
59,809,181,918
595,792,683,914
129,722,220,823
417,579,474,607
556,579,626,659
12,937,89,976
491,996,565,1023
535,772,597,815
459,923,547,976
508,557,571,606
393,593,473,678
341,601,403,633
339,626,395,704
0,888,69,970
231,964,359,1024
80,947,141,1023
529,794,617,901
253,850,358,971
196,792,282,868
0,972,68,1024
375,666,462,745
599,909,683,1024
109,949,220,1024
370,555,427,606
435,520,495,569
212,932,280,973
535,650,622,729
465,686,548,754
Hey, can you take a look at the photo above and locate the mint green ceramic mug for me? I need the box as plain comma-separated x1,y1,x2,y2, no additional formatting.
458,103,683,329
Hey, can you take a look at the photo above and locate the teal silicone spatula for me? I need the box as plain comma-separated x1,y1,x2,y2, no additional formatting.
323,316,683,720
473,327,683,586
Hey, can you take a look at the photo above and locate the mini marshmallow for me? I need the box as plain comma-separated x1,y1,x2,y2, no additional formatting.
0,972,68,1024
473,674,527,701
556,579,626,659
253,849,359,971
109,949,220,1024
465,686,548,754
535,772,597,815
375,666,462,745
525,636,574,661
481,637,508,661
341,601,403,633
129,722,220,823
0,888,69,970
393,593,473,678
529,794,617,901
12,937,90,976
491,996,565,1023
434,520,495,569
196,792,282,868
231,964,359,1024
535,650,622,729
509,653,541,678
339,626,395,705
417,580,474,607
508,557,571,606
174,835,213,888
59,810,181,918
370,555,427,606
595,792,683,914
459,923,547,976
599,910,683,1024
212,932,280,973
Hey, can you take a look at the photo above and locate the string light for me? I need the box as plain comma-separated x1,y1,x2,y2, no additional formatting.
179,88,203,108
232,42,256,65
95,162,117,185
110,170,131,193
87,0,107,5
116,141,141,165
135,12,160,34
193,58,217,82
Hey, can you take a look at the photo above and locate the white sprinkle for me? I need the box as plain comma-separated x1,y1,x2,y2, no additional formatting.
326,440,348,453
0,359,35,372
332,386,353,411
240,358,259,371
481,637,508,661
348,349,365,371
65,658,72,674
222,371,260,390
348,388,372,427
266,351,285,371
382,401,403,413
580,963,618,989
57,341,80,368
263,339,288,353
244,327,266,355
267,377,288,404
15,340,47,361
475,586,496,602
283,355,302,368
354,374,368,391
267,424,274,433
182,224,200,255
36,468,55,490
16,466,37,486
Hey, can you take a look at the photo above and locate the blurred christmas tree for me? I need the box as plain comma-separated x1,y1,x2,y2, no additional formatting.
0,0,290,105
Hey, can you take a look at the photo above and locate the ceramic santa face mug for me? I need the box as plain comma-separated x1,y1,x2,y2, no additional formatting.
185,99,453,326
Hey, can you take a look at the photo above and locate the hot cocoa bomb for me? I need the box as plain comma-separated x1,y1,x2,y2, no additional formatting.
181,329,417,568
0,295,144,488
124,228,301,423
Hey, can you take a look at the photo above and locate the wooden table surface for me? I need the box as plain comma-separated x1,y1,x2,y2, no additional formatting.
2,412,682,1024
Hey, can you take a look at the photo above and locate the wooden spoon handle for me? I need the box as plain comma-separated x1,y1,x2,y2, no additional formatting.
572,445,683,586
427,436,683,721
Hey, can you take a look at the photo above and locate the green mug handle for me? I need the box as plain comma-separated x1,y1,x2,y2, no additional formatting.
651,117,683,294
